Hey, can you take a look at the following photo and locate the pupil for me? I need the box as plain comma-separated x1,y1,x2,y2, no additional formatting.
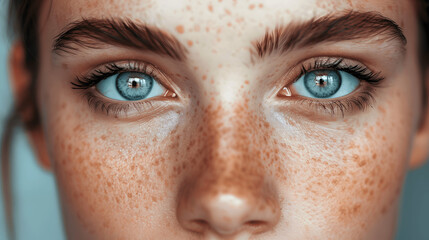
315,75,329,87
128,78,141,88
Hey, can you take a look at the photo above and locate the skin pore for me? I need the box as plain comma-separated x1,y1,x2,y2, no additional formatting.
9,0,429,239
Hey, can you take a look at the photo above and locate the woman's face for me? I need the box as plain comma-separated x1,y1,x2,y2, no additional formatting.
28,0,425,239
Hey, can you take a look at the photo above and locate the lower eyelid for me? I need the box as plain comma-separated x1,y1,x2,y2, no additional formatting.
83,90,176,119
277,83,377,117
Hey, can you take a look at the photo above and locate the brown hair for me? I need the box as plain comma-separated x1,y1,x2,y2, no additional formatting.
3,1,42,239
2,0,429,239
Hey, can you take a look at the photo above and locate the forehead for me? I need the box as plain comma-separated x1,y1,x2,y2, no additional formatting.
45,0,408,41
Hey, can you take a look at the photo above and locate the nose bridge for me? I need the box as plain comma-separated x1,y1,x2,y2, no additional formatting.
199,99,266,193
176,94,280,236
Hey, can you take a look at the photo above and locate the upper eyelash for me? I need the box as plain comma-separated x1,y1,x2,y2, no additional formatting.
71,61,170,117
74,58,383,117
299,57,385,86
289,57,386,117
71,61,154,90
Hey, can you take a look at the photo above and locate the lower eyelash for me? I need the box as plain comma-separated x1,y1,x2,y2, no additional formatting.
290,57,385,116
84,91,155,117
296,85,376,117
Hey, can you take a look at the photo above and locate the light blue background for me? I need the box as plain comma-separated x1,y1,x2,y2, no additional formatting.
0,0,428,239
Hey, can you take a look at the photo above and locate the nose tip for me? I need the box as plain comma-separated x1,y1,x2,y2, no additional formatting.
178,191,280,236
206,193,251,235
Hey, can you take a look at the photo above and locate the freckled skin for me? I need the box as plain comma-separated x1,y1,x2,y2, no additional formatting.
31,0,424,239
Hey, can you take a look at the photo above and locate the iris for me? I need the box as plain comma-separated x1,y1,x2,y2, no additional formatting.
116,72,154,100
95,70,165,102
303,70,341,98
292,69,359,99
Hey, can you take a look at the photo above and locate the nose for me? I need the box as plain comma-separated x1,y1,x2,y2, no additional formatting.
176,102,280,237
177,185,280,236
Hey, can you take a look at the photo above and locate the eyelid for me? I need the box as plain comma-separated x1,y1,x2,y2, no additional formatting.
71,60,179,118
274,56,385,117
73,60,178,94
277,56,384,94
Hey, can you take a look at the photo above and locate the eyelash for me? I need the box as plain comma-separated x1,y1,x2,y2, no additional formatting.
71,61,171,117
72,58,384,118
288,57,384,117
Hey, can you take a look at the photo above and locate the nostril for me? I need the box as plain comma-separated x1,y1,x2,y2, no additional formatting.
177,177,281,237
246,220,266,227
186,219,209,233
193,219,207,224
244,220,271,234
193,219,208,227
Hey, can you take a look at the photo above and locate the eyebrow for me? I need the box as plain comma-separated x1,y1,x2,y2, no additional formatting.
253,11,407,58
53,18,188,61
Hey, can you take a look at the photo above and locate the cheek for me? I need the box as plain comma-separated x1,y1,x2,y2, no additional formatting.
39,85,182,236
272,97,413,236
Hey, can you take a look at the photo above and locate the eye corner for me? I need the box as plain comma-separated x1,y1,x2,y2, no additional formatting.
277,87,292,98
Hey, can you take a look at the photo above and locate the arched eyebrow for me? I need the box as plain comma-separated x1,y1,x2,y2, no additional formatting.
252,11,407,59
52,18,188,61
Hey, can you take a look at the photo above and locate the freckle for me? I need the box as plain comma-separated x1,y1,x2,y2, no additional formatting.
378,106,386,114
244,80,250,85
101,135,107,140
259,3,263,8
208,4,213,12
210,78,215,84
352,204,361,214
235,17,244,23
225,9,231,15
249,4,255,9
358,160,366,167
187,40,193,46
365,131,372,139
372,153,377,159
227,22,232,27
395,91,401,97
347,127,355,134
186,5,191,10
127,192,133,198
175,25,185,34
381,206,387,214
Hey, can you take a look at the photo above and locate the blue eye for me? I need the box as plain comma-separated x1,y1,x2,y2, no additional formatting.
292,70,360,99
96,72,166,101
